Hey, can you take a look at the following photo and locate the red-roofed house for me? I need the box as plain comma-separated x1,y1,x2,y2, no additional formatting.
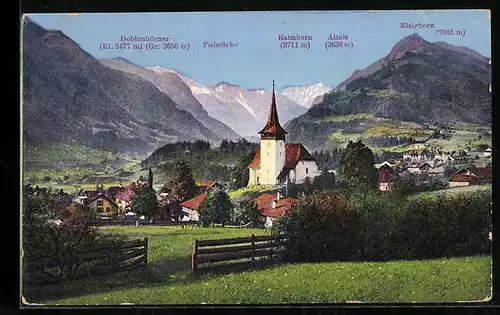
449,166,491,187
378,164,400,191
247,82,320,186
253,192,299,228
179,193,208,222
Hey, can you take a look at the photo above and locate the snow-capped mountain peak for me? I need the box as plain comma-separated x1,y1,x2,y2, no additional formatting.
279,83,334,108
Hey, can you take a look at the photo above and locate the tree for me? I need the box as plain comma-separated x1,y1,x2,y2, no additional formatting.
22,191,125,282
148,167,154,191
311,170,335,192
130,186,158,220
169,160,196,201
199,191,233,227
231,152,254,189
237,200,261,227
338,140,378,190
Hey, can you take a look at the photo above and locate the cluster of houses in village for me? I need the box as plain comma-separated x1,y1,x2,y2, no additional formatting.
376,148,492,191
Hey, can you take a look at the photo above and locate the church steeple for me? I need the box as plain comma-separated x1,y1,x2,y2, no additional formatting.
259,80,288,137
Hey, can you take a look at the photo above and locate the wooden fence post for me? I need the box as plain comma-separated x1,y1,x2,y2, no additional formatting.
251,234,255,266
192,239,198,273
143,237,148,275
144,237,148,266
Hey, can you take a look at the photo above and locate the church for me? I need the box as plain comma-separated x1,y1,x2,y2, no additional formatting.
247,82,320,186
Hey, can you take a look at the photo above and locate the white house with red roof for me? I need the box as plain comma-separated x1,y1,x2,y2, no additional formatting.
179,193,208,222
253,191,299,228
247,81,320,186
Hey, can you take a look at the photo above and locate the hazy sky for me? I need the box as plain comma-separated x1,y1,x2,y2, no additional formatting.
27,10,491,90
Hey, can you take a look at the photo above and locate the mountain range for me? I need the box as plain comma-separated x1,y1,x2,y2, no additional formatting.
285,33,491,152
22,19,317,157
22,18,224,155
157,68,308,137
22,18,491,159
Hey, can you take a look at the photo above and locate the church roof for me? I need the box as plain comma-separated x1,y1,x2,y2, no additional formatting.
247,146,261,169
247,143,316,170
258,88,287,135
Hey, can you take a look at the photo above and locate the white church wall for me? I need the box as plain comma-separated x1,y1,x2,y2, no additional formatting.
293,160,320,184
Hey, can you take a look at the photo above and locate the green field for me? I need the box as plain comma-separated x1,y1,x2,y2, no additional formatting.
24,226,491,305
407,184,492,200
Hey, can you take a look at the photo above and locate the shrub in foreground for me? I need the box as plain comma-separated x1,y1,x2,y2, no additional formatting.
275,188,491,263
274,191,360,262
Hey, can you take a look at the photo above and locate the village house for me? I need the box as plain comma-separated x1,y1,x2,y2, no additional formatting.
179,193,208,222
403,149,430,163
115,181,147,215
248,81,320,186
449,173,479,187
449,166,492,187
378,164,400,191
253,192,299,228
88,192,119,219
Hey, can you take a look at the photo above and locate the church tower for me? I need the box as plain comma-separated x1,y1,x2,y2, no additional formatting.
258,81,287,185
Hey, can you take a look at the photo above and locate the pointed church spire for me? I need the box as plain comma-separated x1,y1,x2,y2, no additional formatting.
258,80,287,135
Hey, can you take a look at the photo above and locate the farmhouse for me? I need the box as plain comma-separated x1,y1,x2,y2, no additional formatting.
378,164,399,191
248,82,320,186
88,192,119,219
179,193,207,222
449,173,479,187
450,167,492,186
253,192,299,228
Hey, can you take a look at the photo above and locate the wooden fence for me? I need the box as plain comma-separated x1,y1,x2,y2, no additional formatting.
191,234,287,272
25,238,148,285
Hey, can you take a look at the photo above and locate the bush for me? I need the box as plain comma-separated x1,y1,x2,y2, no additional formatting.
274,187,491,264
348,190,402,261
274,191,360,263
396,190,491,259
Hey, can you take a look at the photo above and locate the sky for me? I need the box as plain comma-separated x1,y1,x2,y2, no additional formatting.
27,10,491,90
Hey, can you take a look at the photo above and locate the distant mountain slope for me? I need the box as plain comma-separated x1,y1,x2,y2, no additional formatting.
99,58,240,141
285,33,491,152
22,18,221,156
160,69,307,137
279,83,333,108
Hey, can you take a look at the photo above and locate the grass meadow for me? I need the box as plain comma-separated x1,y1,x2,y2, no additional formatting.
23,225,491,305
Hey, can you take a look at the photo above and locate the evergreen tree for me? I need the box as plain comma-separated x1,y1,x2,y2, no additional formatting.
169,160,196,202
338,140,378,190
148,167,154,191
